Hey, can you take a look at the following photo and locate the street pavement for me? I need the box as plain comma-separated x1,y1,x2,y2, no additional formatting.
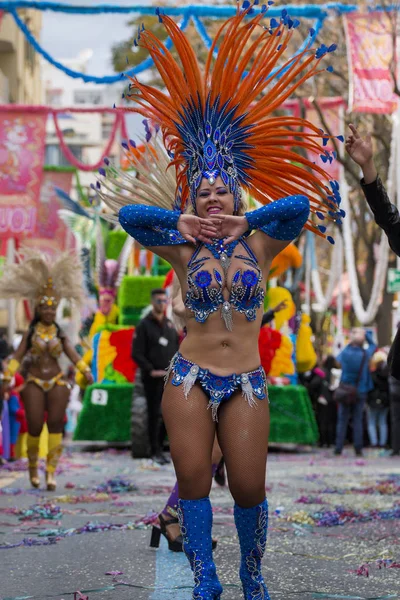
0,446,399,600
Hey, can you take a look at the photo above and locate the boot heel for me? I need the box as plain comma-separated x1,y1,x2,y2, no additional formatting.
150,525,161,548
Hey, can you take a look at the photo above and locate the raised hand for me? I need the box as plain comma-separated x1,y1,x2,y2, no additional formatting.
345,123,373,167
208,214,248,244
177,214,219,244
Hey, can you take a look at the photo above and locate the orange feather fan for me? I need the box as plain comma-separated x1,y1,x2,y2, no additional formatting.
124,3,343,238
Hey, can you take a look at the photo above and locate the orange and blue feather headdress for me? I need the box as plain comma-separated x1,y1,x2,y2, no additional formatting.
119,1,344,239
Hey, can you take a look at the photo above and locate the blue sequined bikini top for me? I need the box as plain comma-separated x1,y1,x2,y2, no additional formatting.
184,237,265,331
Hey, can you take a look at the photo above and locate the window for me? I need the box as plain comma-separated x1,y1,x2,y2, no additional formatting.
74,90,103,105
45,144,83,167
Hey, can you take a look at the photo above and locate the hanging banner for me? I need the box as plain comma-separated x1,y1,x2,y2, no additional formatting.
284,97,345,181
344,12,398,114
29,170,74,254
0,112,46,242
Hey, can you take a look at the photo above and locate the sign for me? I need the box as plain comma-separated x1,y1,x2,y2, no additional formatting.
91,389,108,406
33,170,74,253
0,112,46,242
387,268,400,293
344,12,399,114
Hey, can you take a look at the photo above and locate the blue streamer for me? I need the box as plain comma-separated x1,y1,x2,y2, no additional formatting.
191,15,214,52
0,2,360,18
9,9,190,84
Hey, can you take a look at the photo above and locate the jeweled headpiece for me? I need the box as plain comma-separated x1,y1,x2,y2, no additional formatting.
38,277,60,307
0,248,83,307
120,1,344,238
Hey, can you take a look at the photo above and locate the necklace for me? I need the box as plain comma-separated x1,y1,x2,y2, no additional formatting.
35,322,57,343
203,238,240,277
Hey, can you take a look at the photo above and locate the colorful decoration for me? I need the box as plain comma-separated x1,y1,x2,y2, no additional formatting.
0,112,46,242
92,328,137,384
269,244,302,280
265,287,296,331
270,334,295,377
296,314,318,373
258,326,282,376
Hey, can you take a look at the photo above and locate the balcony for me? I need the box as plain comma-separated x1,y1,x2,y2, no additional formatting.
0,68,9,102
0,14,18,53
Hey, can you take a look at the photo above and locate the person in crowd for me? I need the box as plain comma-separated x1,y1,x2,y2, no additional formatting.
98,6,343,596
335,328,376,456
0,250,92,489
132,288,179,465
367,351,390,448
7,373,25,460
0,330,10,363
346,123,400,456
302,356,339,448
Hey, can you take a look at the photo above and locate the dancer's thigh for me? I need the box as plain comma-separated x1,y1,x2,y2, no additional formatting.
21,383,46,437
162,382,216,499
217,392,270,507
46,385,70,433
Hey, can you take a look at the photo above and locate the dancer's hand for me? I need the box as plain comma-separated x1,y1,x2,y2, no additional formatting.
85,371,94,385
177,215,219,244
346,124,377,184
209,214,248,244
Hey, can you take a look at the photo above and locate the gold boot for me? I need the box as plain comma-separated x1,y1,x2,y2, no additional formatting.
45,471,57,492
27,434,40,489
46,433,63,491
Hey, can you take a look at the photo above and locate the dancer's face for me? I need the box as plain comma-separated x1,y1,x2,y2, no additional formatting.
38,304,57,325
99,292,114,316
195,176,234,219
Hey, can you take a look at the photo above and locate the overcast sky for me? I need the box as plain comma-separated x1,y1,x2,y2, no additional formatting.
41,0,152,77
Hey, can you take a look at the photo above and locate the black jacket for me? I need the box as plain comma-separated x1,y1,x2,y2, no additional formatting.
369,363,390,408
132,312,179,378
361,176,400,380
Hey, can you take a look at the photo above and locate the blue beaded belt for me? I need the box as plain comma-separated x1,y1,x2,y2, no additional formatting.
165,352,268,421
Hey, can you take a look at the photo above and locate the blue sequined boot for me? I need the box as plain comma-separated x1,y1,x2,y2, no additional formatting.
234,499,271,600
178,497,223,599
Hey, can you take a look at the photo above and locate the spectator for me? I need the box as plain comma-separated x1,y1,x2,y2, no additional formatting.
334,328,376,456
312,356,339,448
0,330,10,362
6,373,25,460
367,351,390,448
132,288,179,465
346,123,400,456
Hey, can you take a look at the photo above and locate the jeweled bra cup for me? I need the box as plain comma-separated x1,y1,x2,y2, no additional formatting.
184,237,265,331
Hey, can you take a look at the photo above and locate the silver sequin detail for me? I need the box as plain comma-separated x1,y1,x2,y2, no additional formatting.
221,301,233,331
183,364,200,398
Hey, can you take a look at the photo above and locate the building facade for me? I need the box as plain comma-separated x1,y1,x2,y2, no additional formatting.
0,10,42,104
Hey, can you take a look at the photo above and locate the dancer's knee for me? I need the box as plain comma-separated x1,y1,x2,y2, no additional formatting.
28,425,43,438
176,461,213,499
229,479,265,508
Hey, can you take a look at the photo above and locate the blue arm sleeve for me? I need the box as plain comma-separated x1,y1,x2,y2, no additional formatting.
119,205,186,247
245,195,310,241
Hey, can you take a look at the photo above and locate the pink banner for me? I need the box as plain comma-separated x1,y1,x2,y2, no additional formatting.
344,12,398,114
32,170,74,254
0,113,46,241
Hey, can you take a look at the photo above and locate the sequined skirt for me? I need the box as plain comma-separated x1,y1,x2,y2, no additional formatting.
165,352,268,421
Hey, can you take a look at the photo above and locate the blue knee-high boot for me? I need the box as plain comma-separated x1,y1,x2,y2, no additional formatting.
234,499,270,600
178,497,223,599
